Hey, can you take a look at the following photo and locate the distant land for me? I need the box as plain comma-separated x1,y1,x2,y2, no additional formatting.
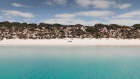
0,21,140,40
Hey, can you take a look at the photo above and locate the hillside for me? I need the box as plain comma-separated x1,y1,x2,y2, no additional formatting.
0,21,140,40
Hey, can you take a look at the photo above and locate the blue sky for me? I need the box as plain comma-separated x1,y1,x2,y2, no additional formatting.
0,0,140,25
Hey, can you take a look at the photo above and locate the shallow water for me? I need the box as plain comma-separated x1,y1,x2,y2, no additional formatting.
0,46,140,79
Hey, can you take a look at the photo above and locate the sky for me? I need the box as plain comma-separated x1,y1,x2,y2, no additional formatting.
0,0,140,25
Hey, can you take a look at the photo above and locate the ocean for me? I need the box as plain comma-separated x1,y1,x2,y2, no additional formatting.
0,46,140,79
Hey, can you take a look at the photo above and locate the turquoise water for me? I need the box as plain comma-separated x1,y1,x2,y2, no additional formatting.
0,46,140,79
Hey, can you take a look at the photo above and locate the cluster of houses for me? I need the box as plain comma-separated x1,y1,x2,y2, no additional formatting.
0,22,140,40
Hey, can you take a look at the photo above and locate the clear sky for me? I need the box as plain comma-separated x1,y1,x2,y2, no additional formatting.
0,0,140,25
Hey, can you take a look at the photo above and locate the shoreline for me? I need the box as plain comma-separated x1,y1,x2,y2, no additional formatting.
0,38,140,46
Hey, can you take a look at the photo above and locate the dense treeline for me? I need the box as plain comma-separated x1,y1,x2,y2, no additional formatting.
0,21,140,40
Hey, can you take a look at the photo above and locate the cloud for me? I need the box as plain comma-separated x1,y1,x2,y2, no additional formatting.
2,10,35,18
117,10,140,18
55,10,114,18
108,19,140,26
75,0,131,9
116,3,131,9
24,19,35,22
46,0,67,6
41,18,102,25
75,0,91,8
55,13,76,18
91,0,115,9
46,2,53,6
54,0,67,6
75,0,115,9
12,3,30,8
41,18,140,26
0,16,2,19
5,19,16,22
76,10,114,17
42,10,113,25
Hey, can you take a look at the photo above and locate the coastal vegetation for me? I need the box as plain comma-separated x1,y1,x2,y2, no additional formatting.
0,21,140,40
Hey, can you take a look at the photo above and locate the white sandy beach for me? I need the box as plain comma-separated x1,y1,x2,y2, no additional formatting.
0,38,140,46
